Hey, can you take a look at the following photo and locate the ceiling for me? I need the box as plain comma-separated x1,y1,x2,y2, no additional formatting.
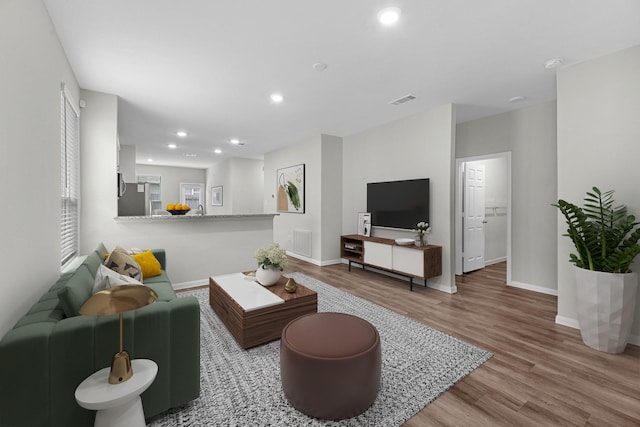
43,0,640,169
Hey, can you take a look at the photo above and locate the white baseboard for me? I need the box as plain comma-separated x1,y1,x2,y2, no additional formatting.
173,279,208,290
485,257,507,266
555,315,579,329
286,251,341,267
508,280,558,296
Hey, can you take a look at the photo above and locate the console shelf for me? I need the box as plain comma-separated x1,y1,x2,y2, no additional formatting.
340,234,442,291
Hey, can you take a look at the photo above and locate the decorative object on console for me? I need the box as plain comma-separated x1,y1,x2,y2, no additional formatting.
394,238,414,246
80,285,158,384
414,221,431,247
254,242,288,286
277,164,305,213
555,186,640,353
358,212,372,237
211,186,223,206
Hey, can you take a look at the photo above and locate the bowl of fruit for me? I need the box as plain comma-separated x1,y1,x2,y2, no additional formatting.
166,203,191,215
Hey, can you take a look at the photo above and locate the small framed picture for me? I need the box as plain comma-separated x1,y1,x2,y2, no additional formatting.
211,186,223,206
358,212,371,237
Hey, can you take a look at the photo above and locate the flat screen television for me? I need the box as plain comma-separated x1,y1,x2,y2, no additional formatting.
367,178,429,230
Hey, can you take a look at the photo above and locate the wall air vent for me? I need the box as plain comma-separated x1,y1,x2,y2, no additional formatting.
389,94,416,106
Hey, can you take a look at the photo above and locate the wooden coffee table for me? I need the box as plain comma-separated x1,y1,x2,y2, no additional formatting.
209,273,317,349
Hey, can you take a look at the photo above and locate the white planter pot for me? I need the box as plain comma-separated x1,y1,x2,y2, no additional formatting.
256,266,281,287
575,266,638,353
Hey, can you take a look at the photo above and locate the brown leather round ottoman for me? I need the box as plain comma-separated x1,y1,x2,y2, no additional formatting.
280,312,381,420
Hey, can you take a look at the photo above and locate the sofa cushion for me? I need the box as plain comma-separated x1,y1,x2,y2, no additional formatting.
144,280,177,302
132,250,162,280
57,265,94,317
104,246,142,281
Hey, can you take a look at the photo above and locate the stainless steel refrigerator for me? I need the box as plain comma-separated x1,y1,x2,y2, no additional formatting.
117,182,150,216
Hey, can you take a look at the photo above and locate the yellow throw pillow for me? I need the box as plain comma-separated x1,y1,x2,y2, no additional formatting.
132,250,162,280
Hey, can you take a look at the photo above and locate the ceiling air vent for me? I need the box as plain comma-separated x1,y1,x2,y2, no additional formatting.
389,94,416,106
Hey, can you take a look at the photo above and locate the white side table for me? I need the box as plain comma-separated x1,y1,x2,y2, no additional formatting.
75,359,158,427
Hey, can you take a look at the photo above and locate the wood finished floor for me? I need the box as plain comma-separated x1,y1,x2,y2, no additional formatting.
280,259,640,427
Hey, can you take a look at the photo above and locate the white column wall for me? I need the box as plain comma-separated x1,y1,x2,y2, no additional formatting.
264,135,322,259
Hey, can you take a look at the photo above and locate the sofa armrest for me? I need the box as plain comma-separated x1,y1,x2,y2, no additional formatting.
0,323,57,427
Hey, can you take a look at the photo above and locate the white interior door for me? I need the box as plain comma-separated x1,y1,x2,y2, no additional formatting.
463,162,485,273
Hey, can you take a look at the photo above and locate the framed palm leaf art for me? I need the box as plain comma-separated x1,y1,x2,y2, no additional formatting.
277,164,305,213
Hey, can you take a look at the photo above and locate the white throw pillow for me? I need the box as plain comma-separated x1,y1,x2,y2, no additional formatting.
93,264,143,294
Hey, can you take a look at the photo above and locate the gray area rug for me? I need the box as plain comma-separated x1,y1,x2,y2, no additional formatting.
148,273,492,426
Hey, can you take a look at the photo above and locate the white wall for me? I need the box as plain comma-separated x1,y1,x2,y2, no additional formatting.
80,90,119,254
119,144,136,182
557,45,640,341
229,158,264,214
0,0,80,337
205,158,263,215
136,164,206,209
342,104,457,292
456,101,558,293
206,159,232,214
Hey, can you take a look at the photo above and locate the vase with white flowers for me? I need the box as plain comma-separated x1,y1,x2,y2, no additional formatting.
253,242,288,286
414,221,431,247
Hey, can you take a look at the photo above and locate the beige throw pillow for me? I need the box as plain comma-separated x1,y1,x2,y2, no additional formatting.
104,246,142,282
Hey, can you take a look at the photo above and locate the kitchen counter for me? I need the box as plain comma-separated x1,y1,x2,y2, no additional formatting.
114,213,277,221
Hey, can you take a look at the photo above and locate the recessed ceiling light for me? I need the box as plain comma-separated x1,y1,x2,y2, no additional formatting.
176,131,188,138
509,95,526,103
544,58,563,69
377,6,401,25
230,138,240,145
168,143,177,149
214,148,222,154
147,158,153,162
270,93,284,103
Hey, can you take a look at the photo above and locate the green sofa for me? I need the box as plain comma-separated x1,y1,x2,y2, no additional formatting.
0,243,200,427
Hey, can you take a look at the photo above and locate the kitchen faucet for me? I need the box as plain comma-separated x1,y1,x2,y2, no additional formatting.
198,204,204,216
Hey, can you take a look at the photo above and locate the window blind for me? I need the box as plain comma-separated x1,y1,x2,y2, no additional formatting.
60,85,79,267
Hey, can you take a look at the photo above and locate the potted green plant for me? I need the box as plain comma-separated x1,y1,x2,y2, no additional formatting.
555,187,640,353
